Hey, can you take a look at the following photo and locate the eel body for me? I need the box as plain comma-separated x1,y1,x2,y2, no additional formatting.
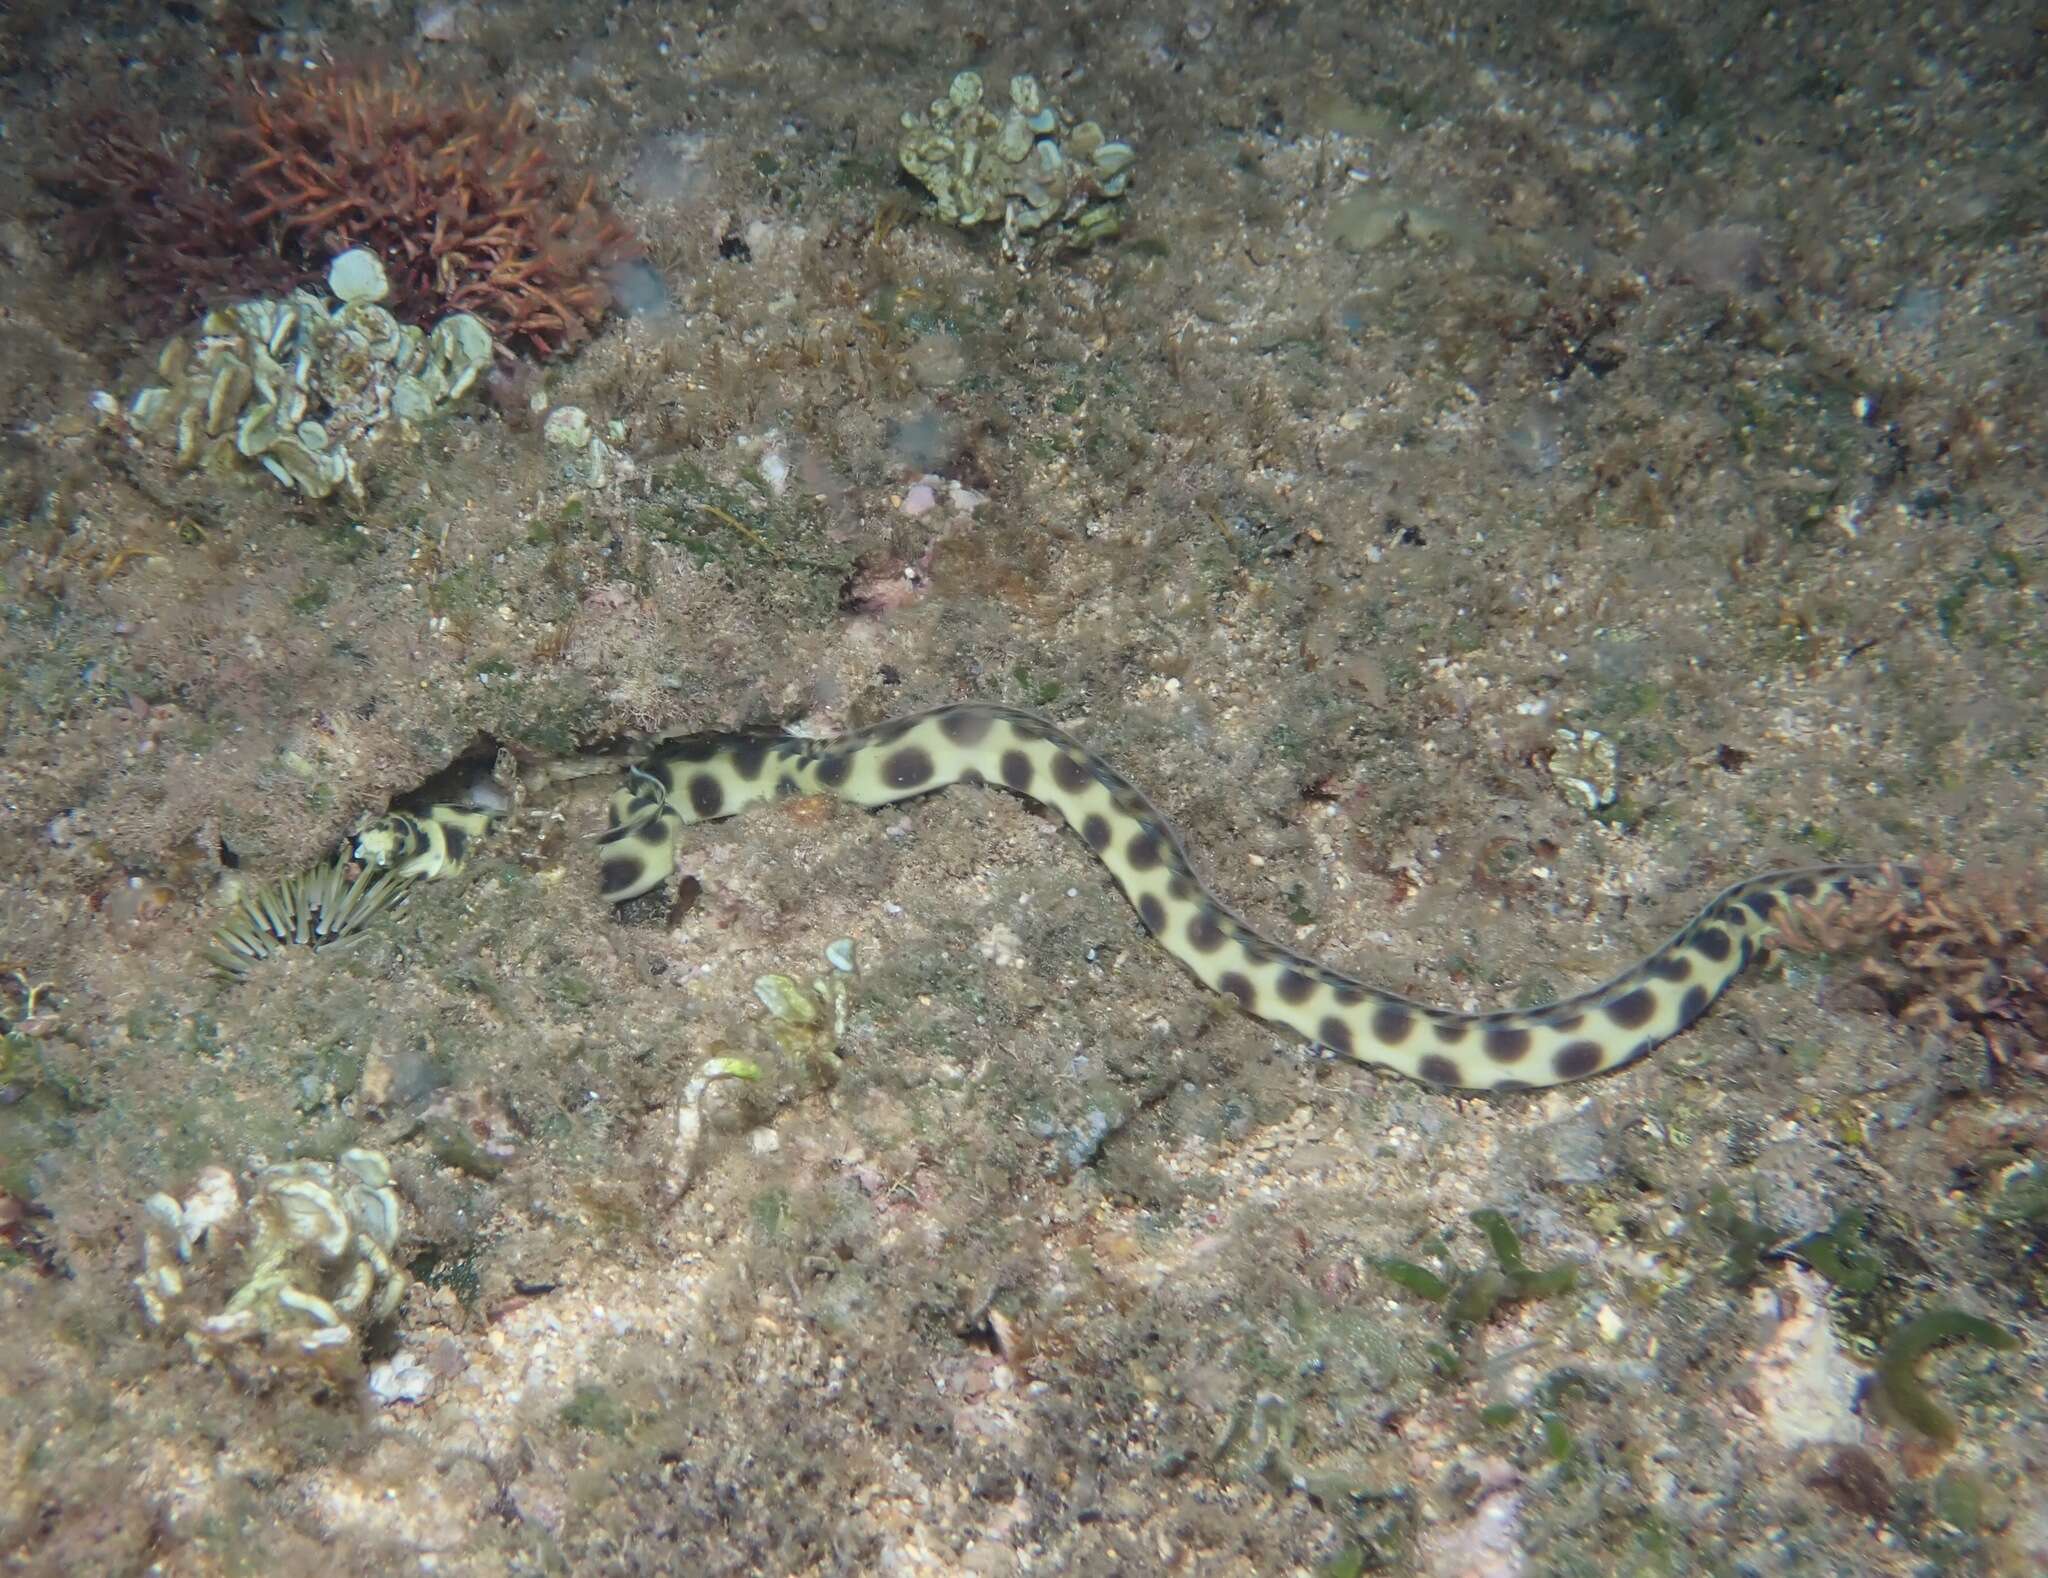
586,701,1887,1092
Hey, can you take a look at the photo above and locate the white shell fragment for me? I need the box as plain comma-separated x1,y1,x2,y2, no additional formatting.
367,1350,437,1406
666,1055,764,1197
120,249,494,501
662,937,867,1201
327,247,391,305
1549,727,1620,813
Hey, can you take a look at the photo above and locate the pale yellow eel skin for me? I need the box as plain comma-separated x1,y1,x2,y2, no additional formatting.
585,702,1896,1092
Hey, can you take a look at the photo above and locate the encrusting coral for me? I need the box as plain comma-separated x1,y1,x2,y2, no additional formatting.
897,70,1136,264
47,68,639,358
135,1150,409,1373
1774,858,2048,1078
116,248,495,501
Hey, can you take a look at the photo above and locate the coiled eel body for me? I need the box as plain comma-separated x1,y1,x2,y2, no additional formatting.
585,702,1888,1092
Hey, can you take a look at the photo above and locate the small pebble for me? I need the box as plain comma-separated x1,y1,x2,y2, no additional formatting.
368,1350,437,1406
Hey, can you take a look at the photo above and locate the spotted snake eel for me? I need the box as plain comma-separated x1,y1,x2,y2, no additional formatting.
210,701,1898,1091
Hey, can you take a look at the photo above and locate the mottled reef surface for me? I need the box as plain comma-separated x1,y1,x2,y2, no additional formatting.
1,2,2044,1574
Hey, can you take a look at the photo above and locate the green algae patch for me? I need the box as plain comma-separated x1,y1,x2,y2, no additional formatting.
560,1383,632,1439
1703,1186,1782,1287
1373,1258,1450,1301
1875,1308,2020,1446
1788,1208,1886,1293
1470,1210,1576,1295
1375,1210,1577,1334
428,1121,508,1182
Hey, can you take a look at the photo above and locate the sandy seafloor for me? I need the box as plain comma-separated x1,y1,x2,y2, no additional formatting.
1,1,2044,1573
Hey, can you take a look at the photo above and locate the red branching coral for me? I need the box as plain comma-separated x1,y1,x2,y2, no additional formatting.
229,70,639,357
40,106,297,325
46,69,640,359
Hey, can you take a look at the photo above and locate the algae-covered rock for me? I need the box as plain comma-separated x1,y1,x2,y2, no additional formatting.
114,249,495,502
897,70,1136,264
